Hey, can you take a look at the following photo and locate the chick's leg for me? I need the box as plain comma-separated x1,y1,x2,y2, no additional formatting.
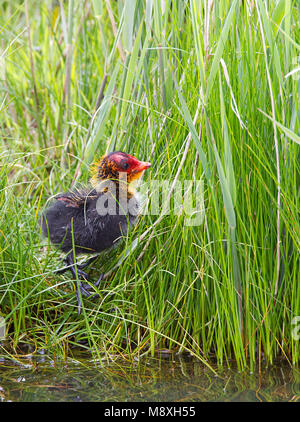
73,255,104,289
64,252,95,314
56,252,103,314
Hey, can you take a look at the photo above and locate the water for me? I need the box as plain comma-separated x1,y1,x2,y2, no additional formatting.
0,353,299,402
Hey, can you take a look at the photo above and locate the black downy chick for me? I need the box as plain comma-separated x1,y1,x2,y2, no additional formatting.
42,151,151,313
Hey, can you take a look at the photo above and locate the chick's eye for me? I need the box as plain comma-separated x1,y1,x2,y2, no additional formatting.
121,161,129,170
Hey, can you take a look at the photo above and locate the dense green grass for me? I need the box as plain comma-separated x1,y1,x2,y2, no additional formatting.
0,0,299,370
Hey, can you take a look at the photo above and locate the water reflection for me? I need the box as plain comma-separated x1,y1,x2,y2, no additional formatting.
0,353,299,402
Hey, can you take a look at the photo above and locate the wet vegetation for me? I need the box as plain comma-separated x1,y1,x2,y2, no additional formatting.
0,354,299,402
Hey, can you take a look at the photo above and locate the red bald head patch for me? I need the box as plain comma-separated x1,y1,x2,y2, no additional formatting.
107,151,151,173
91,151,151,186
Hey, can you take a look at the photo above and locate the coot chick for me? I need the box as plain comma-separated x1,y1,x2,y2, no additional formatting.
42,151,151,313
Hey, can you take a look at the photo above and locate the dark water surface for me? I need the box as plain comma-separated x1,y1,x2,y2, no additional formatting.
0,353,299,402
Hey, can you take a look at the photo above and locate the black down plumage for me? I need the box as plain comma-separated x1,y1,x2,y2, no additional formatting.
42,188,139,255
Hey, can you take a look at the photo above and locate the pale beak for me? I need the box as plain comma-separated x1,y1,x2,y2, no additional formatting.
135,161,151,172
